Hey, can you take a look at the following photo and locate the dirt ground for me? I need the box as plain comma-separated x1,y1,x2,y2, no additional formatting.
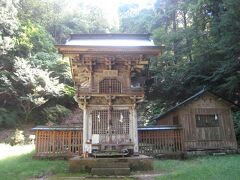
43,172,164,180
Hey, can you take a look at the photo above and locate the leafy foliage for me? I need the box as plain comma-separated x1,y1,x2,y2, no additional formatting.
30,53,73,85
0,0,18,55
119,4,154,33
140,0,240,121
1,57,64,122
18,0,111,43
15,21,55,57
0,108,19,128
10,129,25,146
43,105,71,124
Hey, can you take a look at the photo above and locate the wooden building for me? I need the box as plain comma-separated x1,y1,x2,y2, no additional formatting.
56,34,162,155
33,35,237,158
153,90,238,151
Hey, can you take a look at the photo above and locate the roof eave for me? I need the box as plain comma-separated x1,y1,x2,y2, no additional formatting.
55,45,163,56
69,33,152,40
153,90,240,121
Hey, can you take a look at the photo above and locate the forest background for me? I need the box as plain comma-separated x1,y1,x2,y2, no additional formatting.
0,0,239,143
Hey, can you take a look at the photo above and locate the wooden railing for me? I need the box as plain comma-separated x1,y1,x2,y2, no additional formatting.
34,127,82,158
138,127,183,156
77,86,144,97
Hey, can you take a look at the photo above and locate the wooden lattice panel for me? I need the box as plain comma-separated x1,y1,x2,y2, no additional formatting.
92,110,129,135
112,110,129,134
99,79,121,94
138,129,183,155
35,130,82,157
92,110,108,134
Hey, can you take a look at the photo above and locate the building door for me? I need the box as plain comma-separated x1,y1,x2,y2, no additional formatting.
91,109,130,144
194,109,224,149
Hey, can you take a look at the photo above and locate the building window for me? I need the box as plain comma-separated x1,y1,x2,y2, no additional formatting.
99,79,121,94
196,114,219,127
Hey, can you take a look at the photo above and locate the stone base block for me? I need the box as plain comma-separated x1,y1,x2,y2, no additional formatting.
69,155,153,173
91,167,130,176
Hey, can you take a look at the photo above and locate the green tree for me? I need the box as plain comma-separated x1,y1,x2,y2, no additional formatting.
143,0,240,123
2,58,64,122
15,21,56,57
118,3,154,33
0,0,18,55
31,52,73,85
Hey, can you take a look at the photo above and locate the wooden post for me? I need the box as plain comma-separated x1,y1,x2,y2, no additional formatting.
68,130,72,156
53,131,55,156
35,130,39,155
82,101,88,154
132,104,139,153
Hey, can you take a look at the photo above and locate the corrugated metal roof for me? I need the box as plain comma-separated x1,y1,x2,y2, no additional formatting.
138,126,182,130
32,126,82,131
65,33,156,47
66,39,155,46
32,125,182,131
56,34,163,55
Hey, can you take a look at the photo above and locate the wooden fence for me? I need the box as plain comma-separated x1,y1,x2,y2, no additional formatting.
34,127,82,158
33,126,183,158
138,127,183,155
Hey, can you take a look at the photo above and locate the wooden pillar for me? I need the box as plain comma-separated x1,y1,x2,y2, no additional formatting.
82,102,88,153
89,60,93,91
108,98,113,144
132,104,139,153
88,110,92,143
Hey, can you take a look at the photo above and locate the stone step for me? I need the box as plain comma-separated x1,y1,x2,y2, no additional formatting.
92,152,128,158
91,167,130,176
213,152,226,156
92,162,129,168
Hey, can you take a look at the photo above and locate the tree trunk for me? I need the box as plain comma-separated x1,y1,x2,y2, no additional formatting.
183,10,193,62
172,0,178,64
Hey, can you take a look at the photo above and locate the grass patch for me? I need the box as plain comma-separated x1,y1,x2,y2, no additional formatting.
1,144,239,180
0,144,69,180
154,155,240,180
0,151,68,180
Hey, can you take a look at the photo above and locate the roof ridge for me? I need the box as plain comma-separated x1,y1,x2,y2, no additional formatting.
152,89,239,121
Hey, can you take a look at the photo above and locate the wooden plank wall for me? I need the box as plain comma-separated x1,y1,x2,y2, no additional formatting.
138,129,183,155
182,107,237,150
35,130,83,158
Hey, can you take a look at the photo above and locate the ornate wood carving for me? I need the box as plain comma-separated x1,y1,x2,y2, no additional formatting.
113,97,132,105
88,97,108,105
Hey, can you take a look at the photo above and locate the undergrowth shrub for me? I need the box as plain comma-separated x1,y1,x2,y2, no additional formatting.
0,108,19,128
10,129,25,146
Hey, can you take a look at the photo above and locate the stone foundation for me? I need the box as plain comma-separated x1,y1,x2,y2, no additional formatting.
69,155,153,174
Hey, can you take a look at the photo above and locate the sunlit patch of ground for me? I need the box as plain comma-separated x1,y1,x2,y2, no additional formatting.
0,144,68,180
0,143,35,160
